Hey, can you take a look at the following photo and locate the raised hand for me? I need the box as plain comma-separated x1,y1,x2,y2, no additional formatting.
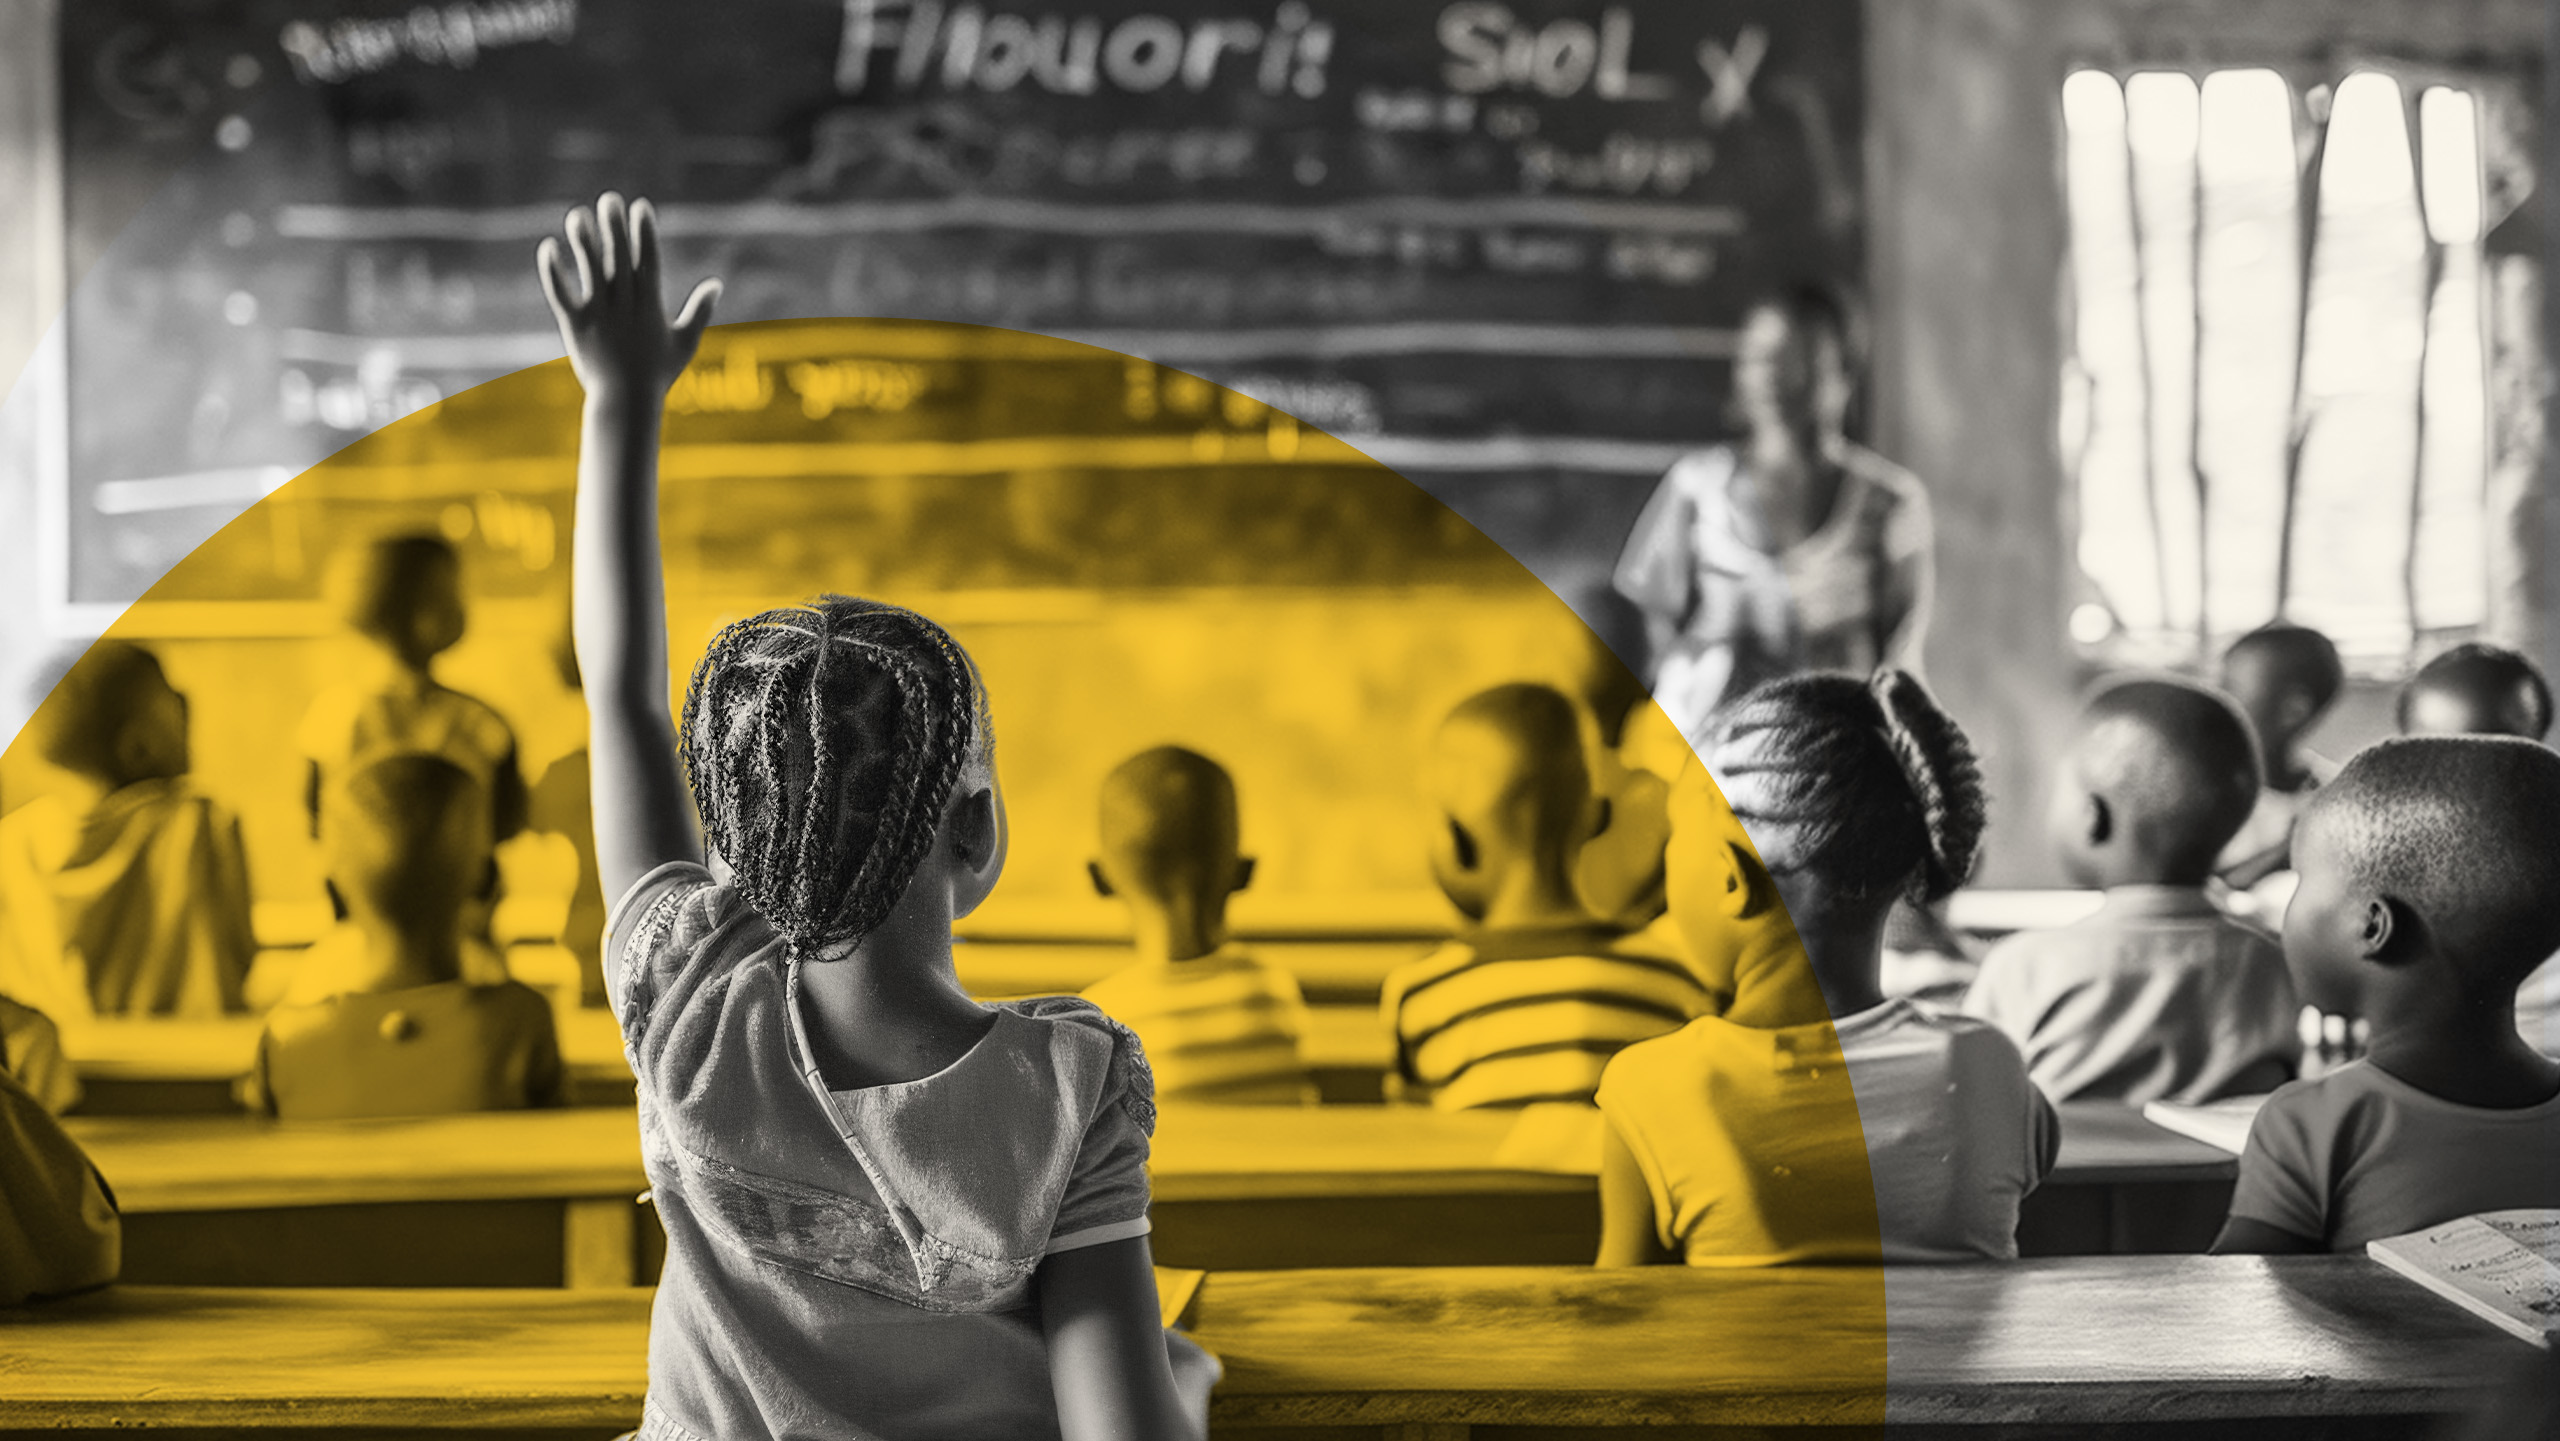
538,192,721,400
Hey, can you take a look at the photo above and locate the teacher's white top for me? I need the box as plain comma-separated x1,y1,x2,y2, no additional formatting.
1613,443,1933,738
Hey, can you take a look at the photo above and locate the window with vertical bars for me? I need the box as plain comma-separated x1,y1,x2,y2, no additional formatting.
2058,64,2541,676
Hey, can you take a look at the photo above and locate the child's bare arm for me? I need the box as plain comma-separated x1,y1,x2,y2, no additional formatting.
537,193,721,903
1596,1120,1675,1266
1037,1236,1198,1441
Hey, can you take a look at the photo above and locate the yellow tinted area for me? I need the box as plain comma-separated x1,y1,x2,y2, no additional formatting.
3,318,1879,1419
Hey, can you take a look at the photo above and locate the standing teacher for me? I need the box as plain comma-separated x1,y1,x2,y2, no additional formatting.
1612,284,1935,740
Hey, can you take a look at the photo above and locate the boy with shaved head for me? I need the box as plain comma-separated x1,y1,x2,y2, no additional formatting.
2214,738,2560,1253
2215,623,2344,889
1081,746,1314,1104
2390,643,2560,1060
1965,677,2300,1104
2398,642,2553,741
1382,684,1719,1111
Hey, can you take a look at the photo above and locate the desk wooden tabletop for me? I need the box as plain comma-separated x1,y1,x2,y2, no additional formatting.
65,1014,636,1084
66,1110,649,1212
69,1098,2232,1215
0,1286,652,1430
1196,1257,2523,1430
67,1102,1571,1213
0,1259,2522,1432
2050,1100,2237,1182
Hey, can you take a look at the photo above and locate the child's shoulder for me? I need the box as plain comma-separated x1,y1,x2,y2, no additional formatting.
1600,1013,1748,1080
995,996,1155,1129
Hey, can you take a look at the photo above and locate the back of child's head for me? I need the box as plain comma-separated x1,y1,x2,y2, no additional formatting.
1708,669,1984,906
1432,683,1592,856
681,595,993,958
2220,622,2343,741
2066,677,2262,883
2398,642,2553,740
330,534,465,663
325,754,491,953
30,641,185,787
1097,746,1239,905
2306,736,2560,994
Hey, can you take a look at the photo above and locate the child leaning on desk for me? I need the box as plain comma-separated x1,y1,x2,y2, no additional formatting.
2212,738,2560,1255
1595,671,2056,1267
540,193,1212,1441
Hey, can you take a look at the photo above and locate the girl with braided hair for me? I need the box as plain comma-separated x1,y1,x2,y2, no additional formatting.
539,195,1211,1441
1593,670,2057,1266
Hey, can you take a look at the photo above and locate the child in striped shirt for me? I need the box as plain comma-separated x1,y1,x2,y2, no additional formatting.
1384,684,1719,1111
1081,747,1315,1105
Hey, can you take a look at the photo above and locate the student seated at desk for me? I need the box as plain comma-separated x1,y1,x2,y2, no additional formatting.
1965,678,2299,1105
0,642,253,1021
1081,746,1314,1105
248,755,564,1121
0,1058,117,1304
2213,738,2560,1254
299,533,528,973
2391,644,2560,1061
1596,671,2053,1267
2214,623,2344,895
1383,684,1719,1111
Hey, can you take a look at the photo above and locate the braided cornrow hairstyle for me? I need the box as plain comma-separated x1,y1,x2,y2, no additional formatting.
1709,669,1986,905
1869,669,1987,901
678,595,994,959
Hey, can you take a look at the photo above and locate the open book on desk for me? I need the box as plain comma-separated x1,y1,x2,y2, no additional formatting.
2368,1210,2560,1347
2139,1095,2269,1154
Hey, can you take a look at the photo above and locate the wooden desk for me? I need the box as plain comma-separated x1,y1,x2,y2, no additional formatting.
0,1272,1199,1435
65,1013,641,1115
69,1099,2243,1286
69,1110,652,1289
1151,1104,1593,1270
64,996,1395,1113
1,1260,2527,1438
1196,1257,2525,1437
2026,1102,2239,1257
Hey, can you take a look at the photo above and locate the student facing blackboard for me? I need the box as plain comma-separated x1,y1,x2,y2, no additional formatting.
546,194,1212,1439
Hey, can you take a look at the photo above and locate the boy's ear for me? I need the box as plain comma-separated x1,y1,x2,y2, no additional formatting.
1718,838,1780,921
1449,819,1480,873
1086,860,1115,899
1231,855,1256,894
2360,895,2426,963
2082,793,2113,847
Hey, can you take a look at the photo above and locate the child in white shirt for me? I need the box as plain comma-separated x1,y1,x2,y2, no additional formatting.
1965,678,2299,1104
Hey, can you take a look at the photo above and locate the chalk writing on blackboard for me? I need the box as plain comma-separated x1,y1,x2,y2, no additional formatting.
60,0,1863,609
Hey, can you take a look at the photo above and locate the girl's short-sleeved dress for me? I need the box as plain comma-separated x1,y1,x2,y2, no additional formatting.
606,861,1214,1441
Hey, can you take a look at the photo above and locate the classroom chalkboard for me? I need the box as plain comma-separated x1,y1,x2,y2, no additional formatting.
59,0,1864,609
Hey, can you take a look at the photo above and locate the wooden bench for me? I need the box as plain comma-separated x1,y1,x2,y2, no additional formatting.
70,1099,2241,1284
0,1258,2527,1438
